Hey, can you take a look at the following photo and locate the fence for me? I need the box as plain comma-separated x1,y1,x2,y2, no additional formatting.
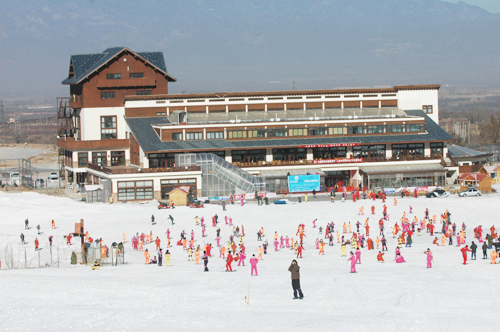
0,240,125,270
1,242,74,269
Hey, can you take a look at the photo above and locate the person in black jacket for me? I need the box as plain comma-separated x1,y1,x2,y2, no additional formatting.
470,241,477,260
288,260,304,299
482,242,488,259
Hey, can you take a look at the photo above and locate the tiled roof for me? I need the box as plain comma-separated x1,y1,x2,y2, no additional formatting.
126,110,454,153
458,173,491,181
62,47,175,85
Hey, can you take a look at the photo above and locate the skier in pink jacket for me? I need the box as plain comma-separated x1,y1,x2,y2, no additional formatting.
250,254,259,276
274,239,279,251
425,248,433,268
238,251,246,266
348,252,357,273
355,248,361,264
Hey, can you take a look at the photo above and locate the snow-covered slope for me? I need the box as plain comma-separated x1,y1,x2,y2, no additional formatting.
0,188,498,331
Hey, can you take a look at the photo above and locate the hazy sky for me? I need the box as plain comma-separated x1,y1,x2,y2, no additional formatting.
1,0,499,103
443,0,500,12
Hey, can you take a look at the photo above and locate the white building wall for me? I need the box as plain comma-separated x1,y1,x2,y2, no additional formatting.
80,107,128,141
397,90,439,124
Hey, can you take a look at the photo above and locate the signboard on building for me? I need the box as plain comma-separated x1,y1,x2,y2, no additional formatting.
313,158,364,164
299,143,360,148
288,174,320,192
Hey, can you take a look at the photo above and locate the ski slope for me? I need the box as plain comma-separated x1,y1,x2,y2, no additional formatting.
0,188,498,331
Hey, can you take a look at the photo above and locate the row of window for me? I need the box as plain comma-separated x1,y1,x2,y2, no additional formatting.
101,90,151,99
169,123,424,141
78,151,125,167
221,144,444,163
118,180,153,201
106,73,144,79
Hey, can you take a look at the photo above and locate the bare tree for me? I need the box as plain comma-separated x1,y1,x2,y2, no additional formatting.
479,114,500,143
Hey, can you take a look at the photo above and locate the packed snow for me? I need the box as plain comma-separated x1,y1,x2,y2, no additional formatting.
0,188,499,331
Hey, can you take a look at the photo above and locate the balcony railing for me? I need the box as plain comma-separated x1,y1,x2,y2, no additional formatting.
57,138,130,150
233,154,443,168
87,163,200,175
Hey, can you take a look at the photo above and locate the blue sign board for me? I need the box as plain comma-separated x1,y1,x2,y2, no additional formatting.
288,175,320,193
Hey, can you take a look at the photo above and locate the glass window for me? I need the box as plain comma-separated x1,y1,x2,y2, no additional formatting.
430,142,443,155
137,91,152,95
313,147,346,159
407,123,424,132
248,130,266,138
111,151,125,166
309,128,327,136
101,92,116,99
78,152,88,167
101,116,117,139
186,132,203,140
268,129,286,137
117,180,153,201
388,125,405,133
328,127,348,135
367,125,385,134
92,152,106,166
227,131,246,139
129,73,144,78
106,73,121,79
206,132,224,139
288,128,307,136
423,105,433,114
351,126,365,134
172,133,182,140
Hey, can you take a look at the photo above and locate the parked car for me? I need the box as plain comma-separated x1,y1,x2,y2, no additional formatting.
34,179,45,188
459,188,482,197
425,189,450,198
48,172,58,180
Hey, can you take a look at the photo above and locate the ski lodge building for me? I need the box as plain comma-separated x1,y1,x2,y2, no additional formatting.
57,47,455,202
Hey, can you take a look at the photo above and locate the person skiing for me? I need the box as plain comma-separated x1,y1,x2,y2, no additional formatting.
250,254,258,276
355,248,361,264
168,215,174,225
48,236,53,246
144,249,150,264
482,242,488,259
461,245,471,265
151,215,155,224
34,238,39,251
165,250,171,266
20,233,25,244
348,251,356,273
25,218,29,229
381,236,388,251
288,260,304,299
203,250,209,271
470,241,477,260
238,250,246,266
226,251,233,272
158,249,163,266
36,225,40,234
424,248,433,268
377,251,384,262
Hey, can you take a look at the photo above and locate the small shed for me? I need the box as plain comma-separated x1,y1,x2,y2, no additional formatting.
458,173,494,193
168,186,191,206
479,165,500,183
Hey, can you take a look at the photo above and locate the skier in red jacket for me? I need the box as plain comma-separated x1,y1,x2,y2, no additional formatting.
226,251,233,271
461,245,471,265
